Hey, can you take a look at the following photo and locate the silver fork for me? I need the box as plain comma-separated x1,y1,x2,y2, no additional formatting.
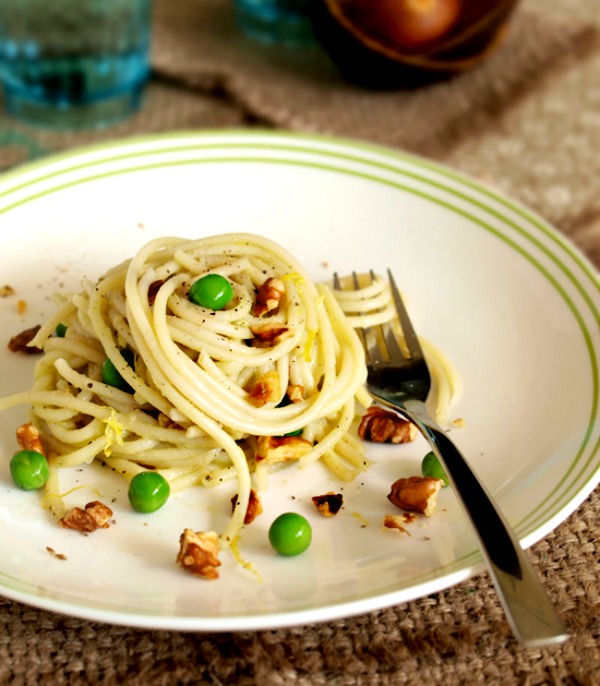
335,269,568,648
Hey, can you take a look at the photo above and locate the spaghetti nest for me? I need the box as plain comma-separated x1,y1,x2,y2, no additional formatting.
3,234,377,544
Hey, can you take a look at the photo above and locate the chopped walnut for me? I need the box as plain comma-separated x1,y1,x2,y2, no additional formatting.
383,514,413,535
312,492,344,517
176,529,221,579
0,285,15,298
59,501,113,533
401,511,418,524
255,434,312,464
250,323,293,348
7,325,42,354
286,384,304,403
46,546,67,561
252,277,285,316
231,489,263,525
16,423,45,455
358,406,417,444
248,370,281,407
147,279,165,305
388,476,444,517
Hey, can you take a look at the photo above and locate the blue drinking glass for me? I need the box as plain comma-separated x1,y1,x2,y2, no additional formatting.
234,0,316,47
0,0,153,129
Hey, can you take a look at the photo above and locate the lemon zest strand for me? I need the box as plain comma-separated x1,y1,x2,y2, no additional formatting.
102,409,125,457
229,536,263,583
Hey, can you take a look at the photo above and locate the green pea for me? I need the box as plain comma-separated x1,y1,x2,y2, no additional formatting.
102,348,135,392
128,471,170,513
189,274,233,310
54,323,68,338
268,512,312,556
421,451,449,487
10,449,49,490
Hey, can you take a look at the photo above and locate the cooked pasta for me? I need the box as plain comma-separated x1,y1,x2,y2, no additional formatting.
332,272,461,427
0,233,458,547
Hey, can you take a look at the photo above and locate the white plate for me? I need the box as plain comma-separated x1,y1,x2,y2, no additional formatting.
0,131,598,631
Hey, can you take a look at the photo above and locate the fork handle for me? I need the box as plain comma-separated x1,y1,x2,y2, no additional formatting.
402,401,569,648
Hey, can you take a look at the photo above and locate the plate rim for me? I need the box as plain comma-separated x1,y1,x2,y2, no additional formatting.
0,129,598,630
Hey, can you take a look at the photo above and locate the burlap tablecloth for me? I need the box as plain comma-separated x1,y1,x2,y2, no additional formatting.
0,0,598,683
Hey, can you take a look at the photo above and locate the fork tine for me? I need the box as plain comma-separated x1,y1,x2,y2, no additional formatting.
371,270,406,363
382,324,406,362
387,268,423,361
351,272,383,364
336,269,416,365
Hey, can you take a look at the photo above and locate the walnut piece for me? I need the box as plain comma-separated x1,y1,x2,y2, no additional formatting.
312,492,344,517
16,423,45,455
0,285,15,298
8,325,42,354
248,370,281,407
358,406,417,444
231,489,263,525
252,277,285,316
250,323,293,347
255,435,312,464
59,501,113,533
387,476,443,517
383,514,413,535
176,529,221,579
286,384,304,403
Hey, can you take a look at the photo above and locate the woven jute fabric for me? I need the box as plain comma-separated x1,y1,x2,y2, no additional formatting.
0,0,599,683
152,0,595,160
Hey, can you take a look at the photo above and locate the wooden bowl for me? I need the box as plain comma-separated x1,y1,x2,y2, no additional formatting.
310,0,521,88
